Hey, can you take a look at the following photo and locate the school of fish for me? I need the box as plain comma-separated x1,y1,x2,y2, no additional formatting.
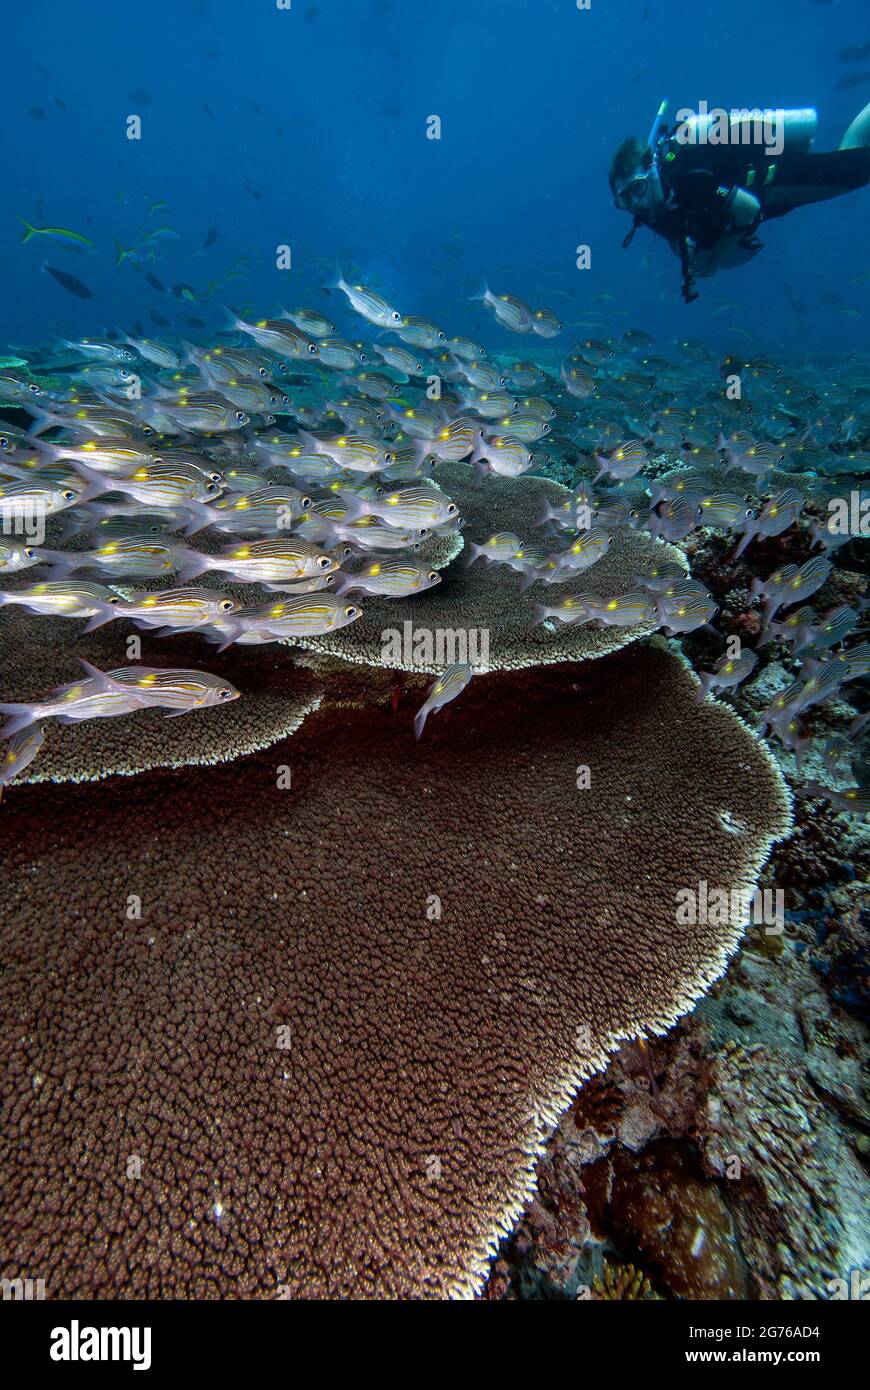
0,272,867,808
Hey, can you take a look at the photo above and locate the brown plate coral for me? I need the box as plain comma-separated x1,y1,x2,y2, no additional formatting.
0,641,790,1297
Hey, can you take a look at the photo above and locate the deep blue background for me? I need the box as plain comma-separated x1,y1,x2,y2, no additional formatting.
3,0,868,353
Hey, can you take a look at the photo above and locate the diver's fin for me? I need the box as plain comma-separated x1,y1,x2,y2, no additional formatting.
839,100,870,150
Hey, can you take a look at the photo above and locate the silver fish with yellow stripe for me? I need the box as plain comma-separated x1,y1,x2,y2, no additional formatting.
103,664,241,715
218,594,363,646
179,536,337,584
366,484,458,529
0,580,122,617
336,557,441,598
414,661,473,739
0,724,46,798
85,586,240,633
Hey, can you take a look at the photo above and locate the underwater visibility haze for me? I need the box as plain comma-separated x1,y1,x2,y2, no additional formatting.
0,0,868,1319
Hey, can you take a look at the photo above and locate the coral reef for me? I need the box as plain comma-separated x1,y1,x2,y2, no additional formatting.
485,860,869,1300
0,643,790,1298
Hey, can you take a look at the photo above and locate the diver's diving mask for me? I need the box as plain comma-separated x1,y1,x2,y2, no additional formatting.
614,172,649,212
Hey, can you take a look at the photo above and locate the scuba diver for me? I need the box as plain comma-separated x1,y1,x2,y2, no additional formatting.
610,100,870,302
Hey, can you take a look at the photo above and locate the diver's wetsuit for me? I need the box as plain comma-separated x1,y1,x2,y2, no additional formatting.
647,133,870,299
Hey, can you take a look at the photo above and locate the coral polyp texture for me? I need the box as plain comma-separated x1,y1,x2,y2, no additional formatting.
0,643,790,1297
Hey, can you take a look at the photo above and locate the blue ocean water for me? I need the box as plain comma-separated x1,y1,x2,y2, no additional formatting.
4,0,869,352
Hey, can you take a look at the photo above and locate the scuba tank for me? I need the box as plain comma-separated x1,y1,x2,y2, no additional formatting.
674,106,817,153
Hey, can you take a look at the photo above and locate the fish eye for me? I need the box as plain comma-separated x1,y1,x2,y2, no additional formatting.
391,311,402,324
63,489,76,500
219,599,234,612
235,411,246,422
446,503,458,515
24,547,36,559
258,366,267,377
0,437,8,449
28,382,40,393
428,571,438,581
317,555,331,569
107,595,121,605
344,605,357,618
307,343,318,355
302,495,312,509
218,687,234,700
744,507,753,517
208,471,222,482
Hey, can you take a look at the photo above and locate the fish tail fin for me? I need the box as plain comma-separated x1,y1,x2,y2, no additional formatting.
412,437,431,469
470,454,489,487
732,527,753,559
413,704,429,740
465,541,482,567
39,548,77,576
26,408,61,440
518,568,542,594
77,657,120,689
470,278,490,303
179,339,202,369
694,672,714,703
0,705,34,739
18,217,38,244
72,476,107,506
176,551,209,583
469,430,486,468
220,304,243,333
82,608,120,634
180,502,214,537
324,264,345,293
531,603,550,626
333,490,366,521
